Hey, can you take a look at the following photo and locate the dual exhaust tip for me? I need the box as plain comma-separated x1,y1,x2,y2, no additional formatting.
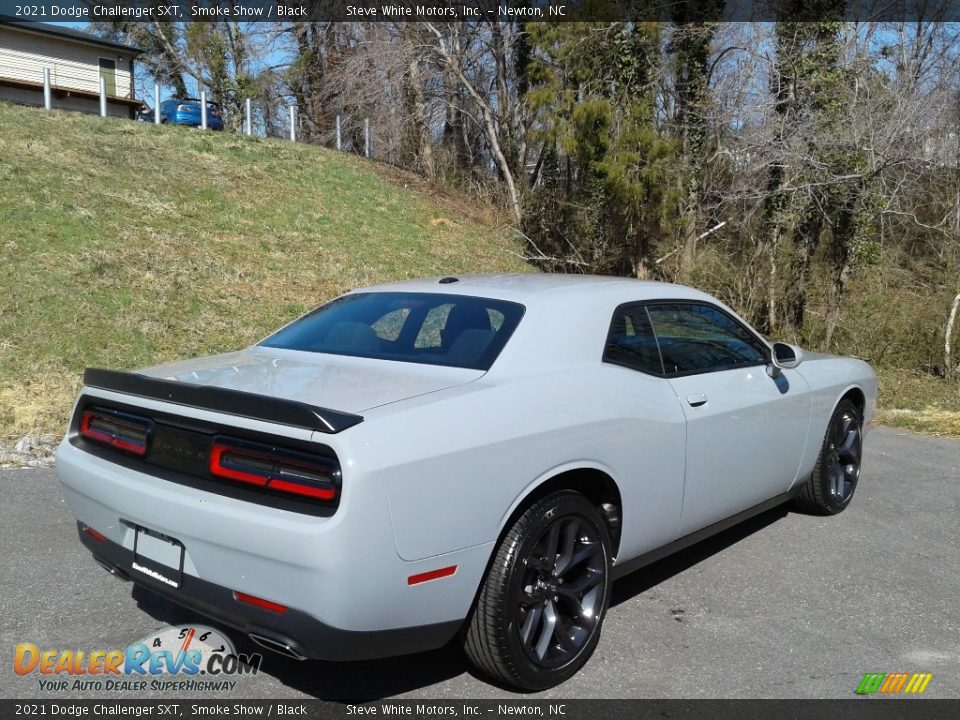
247,633,307,661
94,555,308,662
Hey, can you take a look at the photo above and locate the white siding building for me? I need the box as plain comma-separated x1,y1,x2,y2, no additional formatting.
0,21,142,118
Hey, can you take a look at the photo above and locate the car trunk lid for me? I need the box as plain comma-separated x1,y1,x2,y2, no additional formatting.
135,346,485,414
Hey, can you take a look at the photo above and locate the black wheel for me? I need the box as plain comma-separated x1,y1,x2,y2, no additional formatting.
793,399,863,515
464,491,612,691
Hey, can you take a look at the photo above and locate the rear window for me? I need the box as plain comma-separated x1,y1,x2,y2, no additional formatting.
260,292,525,371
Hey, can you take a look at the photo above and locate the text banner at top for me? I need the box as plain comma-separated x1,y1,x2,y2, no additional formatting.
3,0,960,22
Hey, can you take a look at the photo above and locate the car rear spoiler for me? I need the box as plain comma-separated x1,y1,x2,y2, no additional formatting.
83,368,363,434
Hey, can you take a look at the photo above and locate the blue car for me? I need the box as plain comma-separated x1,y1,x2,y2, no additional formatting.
158,98,224,130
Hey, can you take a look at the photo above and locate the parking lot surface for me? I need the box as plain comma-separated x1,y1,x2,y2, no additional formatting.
2,427,957,699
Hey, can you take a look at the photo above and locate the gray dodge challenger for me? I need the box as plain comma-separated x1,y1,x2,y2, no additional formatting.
56,274,876,690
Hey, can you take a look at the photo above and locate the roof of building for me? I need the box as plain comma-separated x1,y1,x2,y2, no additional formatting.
0,19,143,55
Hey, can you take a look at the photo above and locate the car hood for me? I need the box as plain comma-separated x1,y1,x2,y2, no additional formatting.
136,346,485,414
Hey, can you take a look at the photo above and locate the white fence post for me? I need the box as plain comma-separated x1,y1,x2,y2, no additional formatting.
364,118,370,157
244,98,252,136
99,77,107,117
289,105,296,142
200,89,208,130
335,114,341,151
43,67,52,110
154,83,160,125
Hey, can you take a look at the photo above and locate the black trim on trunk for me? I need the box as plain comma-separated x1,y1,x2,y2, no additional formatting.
83,368,364,434
78,524,464,662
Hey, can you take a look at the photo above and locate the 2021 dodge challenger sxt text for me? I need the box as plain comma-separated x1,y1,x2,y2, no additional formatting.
56,274,876,690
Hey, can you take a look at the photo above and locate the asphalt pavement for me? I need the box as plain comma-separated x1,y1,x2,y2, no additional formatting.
2,427,958,700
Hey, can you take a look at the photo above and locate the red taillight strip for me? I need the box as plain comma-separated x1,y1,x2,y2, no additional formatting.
209,440,338,502
79,409,150,456
208,444,269,487
234,591,288,614
267,477,335,500
82,525,107,543
407,565,458,586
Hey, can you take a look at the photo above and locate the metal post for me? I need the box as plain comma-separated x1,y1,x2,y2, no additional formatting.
364,118,370,157
99,77,107,117
335,114,341,151
43,68,52,110
289,105,296,142
244,98,252,136
154,83,160,125
200,89,208,130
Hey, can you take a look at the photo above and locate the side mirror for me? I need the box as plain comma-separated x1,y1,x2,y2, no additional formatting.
772,342,804,370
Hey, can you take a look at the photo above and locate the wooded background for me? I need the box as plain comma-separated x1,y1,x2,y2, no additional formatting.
94,17,960,382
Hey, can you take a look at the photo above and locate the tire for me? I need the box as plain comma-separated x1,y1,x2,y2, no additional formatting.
464,491,612,691
793,398,863,515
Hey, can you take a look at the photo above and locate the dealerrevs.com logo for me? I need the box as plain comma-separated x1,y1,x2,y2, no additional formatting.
14,625,262,693
856,672,934,695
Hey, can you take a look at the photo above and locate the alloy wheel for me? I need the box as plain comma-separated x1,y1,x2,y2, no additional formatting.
516,515,607,669
826,410,862,501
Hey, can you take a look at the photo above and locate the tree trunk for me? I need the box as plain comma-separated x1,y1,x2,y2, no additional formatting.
424,23,523,225
945,291,960,378
823,259,852,352
407,57,434,179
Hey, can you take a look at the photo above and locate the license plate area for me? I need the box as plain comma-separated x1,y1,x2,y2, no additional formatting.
132,526,184,589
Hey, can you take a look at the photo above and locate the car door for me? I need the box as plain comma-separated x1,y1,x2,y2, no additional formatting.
603,303,687,555
646,302,812,536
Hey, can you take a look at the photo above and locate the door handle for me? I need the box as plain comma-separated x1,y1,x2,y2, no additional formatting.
686,393,708,407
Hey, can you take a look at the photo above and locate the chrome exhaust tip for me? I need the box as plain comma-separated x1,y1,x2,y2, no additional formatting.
248,633,307,661
94,557,131,581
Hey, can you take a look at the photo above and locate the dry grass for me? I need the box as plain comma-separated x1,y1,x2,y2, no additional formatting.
874,368,960,438
0,103,529,439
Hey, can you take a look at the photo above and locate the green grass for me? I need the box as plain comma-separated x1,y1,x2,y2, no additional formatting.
2,103,958,442
0,103,528,438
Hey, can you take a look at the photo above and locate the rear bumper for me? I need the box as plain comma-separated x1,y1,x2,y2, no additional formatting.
78,524,461,661
56,427,492,660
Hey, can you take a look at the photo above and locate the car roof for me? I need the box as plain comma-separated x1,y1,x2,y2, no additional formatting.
351,273,716,306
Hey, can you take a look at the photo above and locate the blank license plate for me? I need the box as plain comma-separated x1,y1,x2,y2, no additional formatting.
132,527,184,589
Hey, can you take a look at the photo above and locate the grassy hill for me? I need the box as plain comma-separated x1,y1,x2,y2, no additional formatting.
0,103,529,439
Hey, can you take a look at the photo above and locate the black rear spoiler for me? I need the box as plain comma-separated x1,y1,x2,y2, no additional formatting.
83,368,363,434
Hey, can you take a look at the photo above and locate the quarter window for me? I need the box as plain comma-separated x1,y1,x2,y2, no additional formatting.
603,305,664,375
646,303,768,375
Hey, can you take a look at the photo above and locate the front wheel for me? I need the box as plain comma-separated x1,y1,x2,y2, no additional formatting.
464,491,612,691
793,398,863,515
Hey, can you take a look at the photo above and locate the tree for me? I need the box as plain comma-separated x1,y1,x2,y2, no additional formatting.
523,22,676,275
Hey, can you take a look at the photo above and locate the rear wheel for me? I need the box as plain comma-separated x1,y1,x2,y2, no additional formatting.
464,491,612,691
793,399,863,515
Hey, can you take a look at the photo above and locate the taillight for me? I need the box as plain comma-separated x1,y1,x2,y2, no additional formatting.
80,407,152,456
209,438,339,501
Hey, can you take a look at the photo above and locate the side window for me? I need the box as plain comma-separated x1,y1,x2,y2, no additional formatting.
646,303,768,375
603,305,664,375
